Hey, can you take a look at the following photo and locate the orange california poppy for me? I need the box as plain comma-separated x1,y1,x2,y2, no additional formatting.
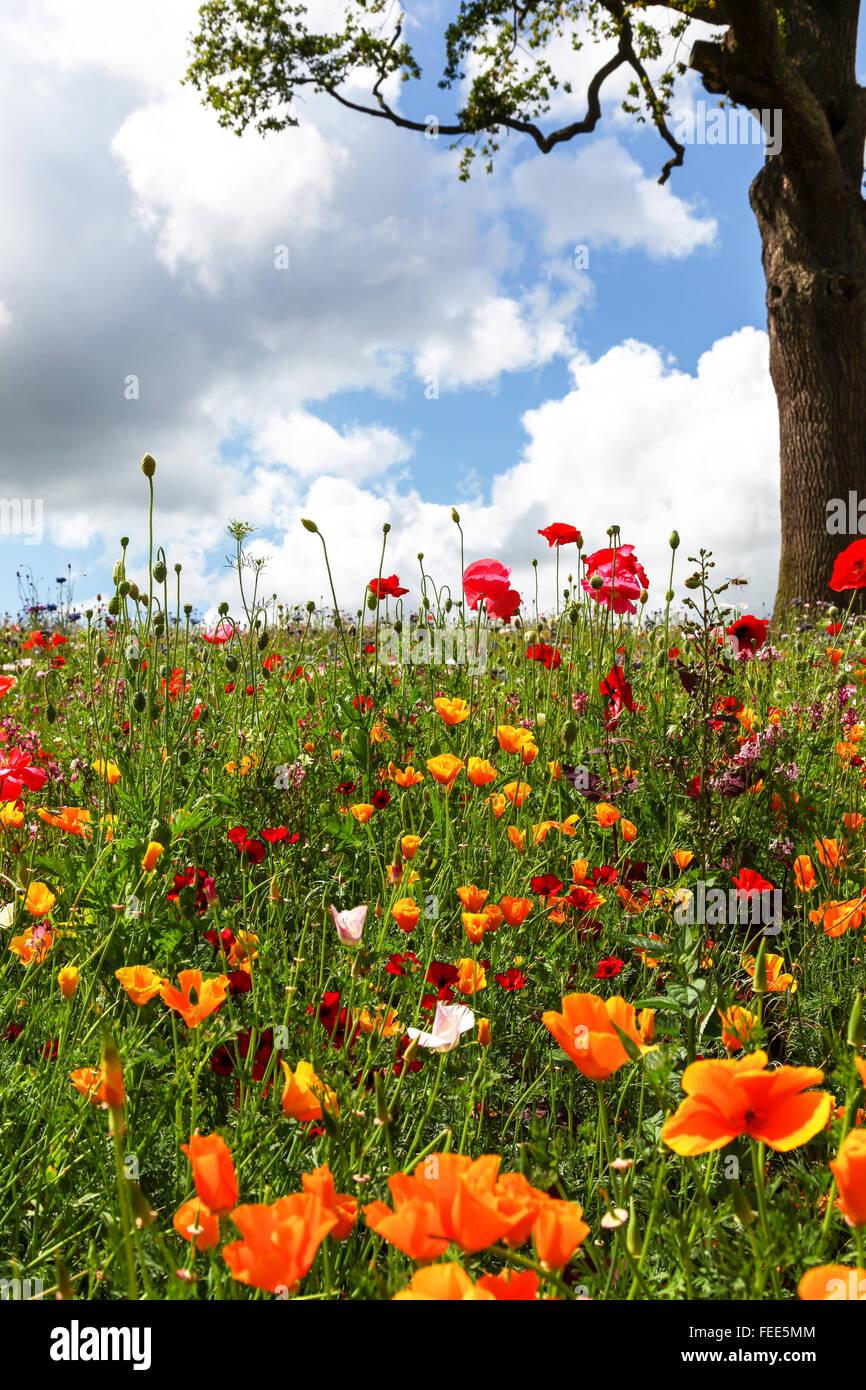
24,881,56,917
742,952,796,993
662,1051,833,1156
793,855,815,892
433,696,470,726
365,1153,511,1257
58,965,79,999
673,849,694,871
467,756,497,787
115,964,166,1006
391,897,420,933
223,1193,337,1293
830,1128,866,1227
401,834,421,859
500,896,532,927
496,725,535,755
141,840,164,872
159,970,229,1028
350,803,375,824
426,754,464,790
38,806,91,836
462,912,489,945
301,1164,357,1239
393,1263,495,1301
70,1040,124,1112
542,993,653,1081
503,780,531,807
532,1199,590,1269
719,1006,758,1053
181,1132,239,1216
456,958,487,995
457,884,489,912
798,1265,866,1300
173,1197,220,1251
389,764,424,788
595,803,620,829
280,1060,338,1122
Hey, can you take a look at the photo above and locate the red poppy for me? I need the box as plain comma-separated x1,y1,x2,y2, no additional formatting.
526,643,562,670
726,614,769,655
0,748,48,800
261,826,288,843
462,559,521,622
538,523,582,548
386,951,419,976
495,968,527,990
369,575,409,599
732,868,773,899
581,545,648,615
353,694,373,711
531,874,563,898
371,789,391,810
594,956,624,979
599,663,638,730
830,539,866,592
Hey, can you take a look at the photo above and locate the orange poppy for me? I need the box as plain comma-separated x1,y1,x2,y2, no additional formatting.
798,1265,866,1300
457,884,489,912
391,897,420,933
793,855,815,891
500,896,532,927
400,834,421,860
280,1060,338,1122
830,1129,866,1227
181,1132,238,1216
662,1051,833,1155
389,764,424,788
159,970,229,1028
115,964,165,1006
350,803,375,824
433,696,470,726
467,756,497,787
503,780,531,806
595,803,620,829
223,1193,337,1293
24,881,56,917
301,1163,357,1239
719,1006,758,1053
393,1263,495,1301
532,1199,590,1269
426,754,464,790
173,1198,220,1251
542,993,653,1081
742,952,796,993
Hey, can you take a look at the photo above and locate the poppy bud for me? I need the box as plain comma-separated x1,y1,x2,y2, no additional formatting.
730,1178,757,1225
225,655,239,673
118,580,130,598
174,563,182,574
562,719,578,747
752,937,768,996
133,691,146,713
626,1201,642,1258
478,1018,491,1047
382,522,391,534
46,704,57,724
152,561,167,584
590,574,604,590
445,597,452,612
305,684,316,706
847,992,864,1049
417,552,424,561
451,508,460,524
607,524,620,538
183,603,192,617
666,589,675,602
257,631,269,651
120,536,129,549
374,1072,391,1126
218,601,229,616
301,518,318,533
140,453,156,477
128,1181,158,1229
393,619,402,634
684,576,701,590
107,596,120,616
96,647,106,667
366,592,378,610
306,600,315,613
269,874,281,902
112,559,124,585
639,590,648,605
669,530,680,550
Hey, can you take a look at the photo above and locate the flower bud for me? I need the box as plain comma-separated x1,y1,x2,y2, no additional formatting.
152,561,167,584
730,1178,757,1225
140,453,156,477
669,530,680,550
451,507,460,524
752,936,768,996
301,518,318,533
847,992,864,1049
382,522,391,534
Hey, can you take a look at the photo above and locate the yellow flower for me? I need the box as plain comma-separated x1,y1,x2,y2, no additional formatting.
25,881,56,917
58,965,79,999
141,841,164,873
92,759,121,785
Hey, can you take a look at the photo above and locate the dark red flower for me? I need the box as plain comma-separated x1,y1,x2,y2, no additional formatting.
594,956,624,980
531,874,563,898
386,951,418,976
599,662,639,730
261,826,288,843
495,968,527,990
371,789,391,810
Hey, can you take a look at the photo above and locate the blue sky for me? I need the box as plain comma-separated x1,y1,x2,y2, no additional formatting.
0,2,847,623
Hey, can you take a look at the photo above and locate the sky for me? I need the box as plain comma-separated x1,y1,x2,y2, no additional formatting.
0,1,829,625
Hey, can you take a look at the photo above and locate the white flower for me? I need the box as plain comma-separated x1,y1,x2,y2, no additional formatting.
406,1001,475,1054
330,903,367,947
0,902,14,928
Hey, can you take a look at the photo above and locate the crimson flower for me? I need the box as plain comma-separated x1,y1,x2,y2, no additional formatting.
581,545,649,615
594,956,624,979
830,539,866,592
732,869,773,899
726,614,769,655
462,559,521,621
531,874,563,898
371,789,391,810
526,643,562,670
599,663,639,730
369,575,408,598
495,968,527,990
538,523,582,548
0,748,48,800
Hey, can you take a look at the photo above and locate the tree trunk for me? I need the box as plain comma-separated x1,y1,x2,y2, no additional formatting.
691,0,866,623
752,157,866,622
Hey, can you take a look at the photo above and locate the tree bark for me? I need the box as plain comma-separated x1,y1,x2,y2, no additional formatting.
691,0,866,622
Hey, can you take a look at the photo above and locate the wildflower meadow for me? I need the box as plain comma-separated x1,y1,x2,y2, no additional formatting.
2,460,866,1329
